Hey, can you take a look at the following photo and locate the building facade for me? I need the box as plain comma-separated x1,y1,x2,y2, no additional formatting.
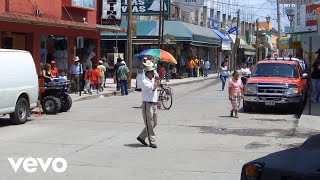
0,0,104,75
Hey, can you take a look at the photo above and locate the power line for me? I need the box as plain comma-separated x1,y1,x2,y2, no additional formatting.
208,0,277,11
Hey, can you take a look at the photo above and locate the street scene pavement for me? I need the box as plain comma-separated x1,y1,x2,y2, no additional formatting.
0,77,317,180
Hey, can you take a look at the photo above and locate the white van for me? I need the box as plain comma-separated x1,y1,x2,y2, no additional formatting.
0,49,39,124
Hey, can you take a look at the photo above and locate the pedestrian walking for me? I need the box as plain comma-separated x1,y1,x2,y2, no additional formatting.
70,56,82,93
194,56,199,77
117,61,130,96
90,64,101,95
311,51,320,103
187,58,194,78
171,65,177,79
83,66,91,94
228,71,243,118
241,63,251,86
199,58,205,77
204,59,210,77
97,60,106,92
114,58,122,91
137,65,159,148
218,61,228,90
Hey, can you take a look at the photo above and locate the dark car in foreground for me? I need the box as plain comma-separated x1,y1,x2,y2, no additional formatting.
240,134,320,180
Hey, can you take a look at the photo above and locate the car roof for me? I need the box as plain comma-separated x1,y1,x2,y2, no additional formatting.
258,57,298,65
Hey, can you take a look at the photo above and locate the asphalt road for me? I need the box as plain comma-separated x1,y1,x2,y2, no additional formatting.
0,78,310,180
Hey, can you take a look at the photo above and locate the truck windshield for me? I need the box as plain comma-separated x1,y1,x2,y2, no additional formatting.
252,63,299,78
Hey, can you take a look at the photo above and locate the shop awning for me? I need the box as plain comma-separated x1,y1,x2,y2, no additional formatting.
212,29,230,41
96,24,125,33
229,34,256,52
182,22,221,45
278,37,291,50
101,21,193,41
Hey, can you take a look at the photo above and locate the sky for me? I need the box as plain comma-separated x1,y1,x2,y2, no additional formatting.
205,0,291,31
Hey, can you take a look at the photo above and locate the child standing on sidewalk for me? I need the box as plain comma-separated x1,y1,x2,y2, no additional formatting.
90,64,101,95
84,66,91,94
228,71,243,118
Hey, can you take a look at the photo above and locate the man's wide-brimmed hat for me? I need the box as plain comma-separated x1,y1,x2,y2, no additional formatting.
316,49,320,54
145,65,155,72
73,56,80,61
143,60,154,67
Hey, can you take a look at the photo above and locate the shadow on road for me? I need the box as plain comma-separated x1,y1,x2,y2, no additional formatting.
124,144,147,148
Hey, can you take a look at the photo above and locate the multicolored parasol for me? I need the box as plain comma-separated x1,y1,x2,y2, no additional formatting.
137,49,177,64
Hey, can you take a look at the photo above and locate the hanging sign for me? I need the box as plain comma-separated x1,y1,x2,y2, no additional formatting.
174,0,205,12
102,0,122,25
121,0,170,15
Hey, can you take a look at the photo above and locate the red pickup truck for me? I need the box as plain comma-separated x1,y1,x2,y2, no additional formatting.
243,58,308,112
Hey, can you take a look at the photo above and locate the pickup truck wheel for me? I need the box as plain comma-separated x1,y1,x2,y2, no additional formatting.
10,98,29,125
243,101,252,112
42,96,61,114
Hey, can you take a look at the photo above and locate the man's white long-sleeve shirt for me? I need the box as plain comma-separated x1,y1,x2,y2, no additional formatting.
142,77,158,103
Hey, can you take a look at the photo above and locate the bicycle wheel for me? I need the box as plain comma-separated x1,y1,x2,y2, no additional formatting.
161,88,173,110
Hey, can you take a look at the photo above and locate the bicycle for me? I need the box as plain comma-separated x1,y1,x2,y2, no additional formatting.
157,79,173,110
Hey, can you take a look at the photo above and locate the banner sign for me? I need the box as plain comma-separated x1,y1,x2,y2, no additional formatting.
72,0,96,9
174,0,205,12
121,0,170,15
279,0,313,4
208,18,219,29
306,4,320,27
102,0,121,25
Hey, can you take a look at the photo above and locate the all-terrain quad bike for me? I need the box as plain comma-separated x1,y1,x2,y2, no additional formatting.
39,78,72,114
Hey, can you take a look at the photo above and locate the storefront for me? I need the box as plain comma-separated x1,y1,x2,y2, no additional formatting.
0,20,100,75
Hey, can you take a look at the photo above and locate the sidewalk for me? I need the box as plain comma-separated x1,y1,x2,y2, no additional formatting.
296,102,320,132
70,73,219,102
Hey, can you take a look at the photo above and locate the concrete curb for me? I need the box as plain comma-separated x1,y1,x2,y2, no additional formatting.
73,75,222,102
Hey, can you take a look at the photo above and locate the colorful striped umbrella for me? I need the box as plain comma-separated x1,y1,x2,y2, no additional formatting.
137,49,177,64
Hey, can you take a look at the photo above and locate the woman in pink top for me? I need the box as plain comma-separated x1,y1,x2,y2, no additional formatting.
228,71,243,118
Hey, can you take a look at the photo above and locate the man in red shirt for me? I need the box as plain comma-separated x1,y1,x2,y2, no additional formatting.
90,64,101,95
50,60,59,78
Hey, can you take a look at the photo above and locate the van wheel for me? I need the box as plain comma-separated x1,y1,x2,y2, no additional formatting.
42,96,61,114
10,98,29,125
60,95,72,112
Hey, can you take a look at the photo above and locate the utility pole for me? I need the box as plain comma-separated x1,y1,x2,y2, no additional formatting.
233,9,240,71
127,0,132,88
161,0,165,49
255,19,259,63
158,0,163,49
277,0,281,56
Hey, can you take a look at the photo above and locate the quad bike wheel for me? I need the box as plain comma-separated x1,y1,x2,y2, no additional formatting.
42,96,61,114
60,95,72,112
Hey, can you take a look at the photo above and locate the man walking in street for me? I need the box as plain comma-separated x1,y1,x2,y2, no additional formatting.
199,57,205,77
137,65,159,148
117,61,130,96
70,56,82,93
114,58,122,91
204,59,210,77
97,60,106,91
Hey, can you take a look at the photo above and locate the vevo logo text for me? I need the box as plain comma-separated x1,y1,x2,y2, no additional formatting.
8,157,68,173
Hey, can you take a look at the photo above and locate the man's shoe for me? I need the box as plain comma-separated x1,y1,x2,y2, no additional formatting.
137,137,148,146
150,144,157,148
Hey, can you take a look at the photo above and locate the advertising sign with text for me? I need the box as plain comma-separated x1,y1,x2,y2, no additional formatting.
121,0,170,15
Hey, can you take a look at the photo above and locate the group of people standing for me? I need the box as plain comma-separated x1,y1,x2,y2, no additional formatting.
41,60,67,83
186,56,211,78
70,56,111,95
